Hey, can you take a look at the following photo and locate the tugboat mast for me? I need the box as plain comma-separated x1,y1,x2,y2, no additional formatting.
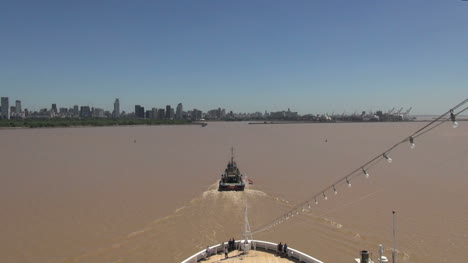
231,147,234,164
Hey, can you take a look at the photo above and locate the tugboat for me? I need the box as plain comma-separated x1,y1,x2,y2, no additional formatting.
218,148,245,191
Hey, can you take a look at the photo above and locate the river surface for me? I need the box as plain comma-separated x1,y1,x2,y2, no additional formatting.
1,122,466,263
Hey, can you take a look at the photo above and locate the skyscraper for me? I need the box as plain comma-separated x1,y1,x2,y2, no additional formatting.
51,104,57,114
176,103,183,120
135,105,145,118
92,108,105,118
192,109,202,120
152,108,158,119
157,108,165,120
1,97,10,120
165,105,171,119
145,110,152,119
15,100,21,113
113,98,120,118
80,106,91,118
73,105,79,116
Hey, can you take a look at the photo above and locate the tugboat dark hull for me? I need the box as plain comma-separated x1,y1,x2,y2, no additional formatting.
218,182,245,191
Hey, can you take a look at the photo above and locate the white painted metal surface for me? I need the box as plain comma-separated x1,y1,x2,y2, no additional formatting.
181,239,324,263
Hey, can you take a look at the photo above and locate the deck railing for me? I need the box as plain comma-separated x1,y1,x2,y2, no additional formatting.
181,239,324,263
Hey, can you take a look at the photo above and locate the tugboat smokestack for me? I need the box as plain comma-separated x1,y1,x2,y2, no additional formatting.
360,250,370,263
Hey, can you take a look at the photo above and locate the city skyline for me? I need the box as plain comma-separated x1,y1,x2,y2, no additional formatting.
1,1,468,114
0,95,423,117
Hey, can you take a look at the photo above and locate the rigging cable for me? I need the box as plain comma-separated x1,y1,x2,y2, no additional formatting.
249,98,468,235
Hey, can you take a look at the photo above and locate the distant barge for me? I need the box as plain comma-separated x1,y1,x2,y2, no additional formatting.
218,148,245,191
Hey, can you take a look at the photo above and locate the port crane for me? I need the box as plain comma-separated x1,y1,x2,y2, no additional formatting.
404,107,412,115
401,107,413,121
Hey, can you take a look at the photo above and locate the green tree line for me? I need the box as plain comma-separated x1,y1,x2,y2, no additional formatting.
0,118,192,128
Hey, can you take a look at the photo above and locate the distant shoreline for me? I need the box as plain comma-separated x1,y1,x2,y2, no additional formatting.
0,123,206,130
1,118,465,129
0,119,206,129
248,119,467,125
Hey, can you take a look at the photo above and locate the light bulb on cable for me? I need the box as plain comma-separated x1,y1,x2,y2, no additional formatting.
307,202,311,209
363,168,369,178
450,109,458,128
409,136,415,149
323,192,328,200
315,198,318,205
383,153,392,163
333,185,338,195
346,177,351,188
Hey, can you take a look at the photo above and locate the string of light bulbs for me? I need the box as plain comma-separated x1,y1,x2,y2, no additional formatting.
249,98,468,235
412,107,467,140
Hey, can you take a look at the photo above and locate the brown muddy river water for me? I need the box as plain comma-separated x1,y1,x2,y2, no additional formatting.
1,122,467,263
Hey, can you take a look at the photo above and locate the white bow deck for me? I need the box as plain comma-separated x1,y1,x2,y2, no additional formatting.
181,240,324,263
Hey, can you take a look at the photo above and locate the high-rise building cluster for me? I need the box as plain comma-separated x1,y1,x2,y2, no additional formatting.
1,97,25,120
0,97,213,121
131,103,202,121
0,96,317,122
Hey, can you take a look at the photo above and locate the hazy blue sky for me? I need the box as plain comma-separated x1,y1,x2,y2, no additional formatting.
1,0,467,114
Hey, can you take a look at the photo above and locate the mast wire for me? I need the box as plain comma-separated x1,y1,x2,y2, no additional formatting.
249,98,468,235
